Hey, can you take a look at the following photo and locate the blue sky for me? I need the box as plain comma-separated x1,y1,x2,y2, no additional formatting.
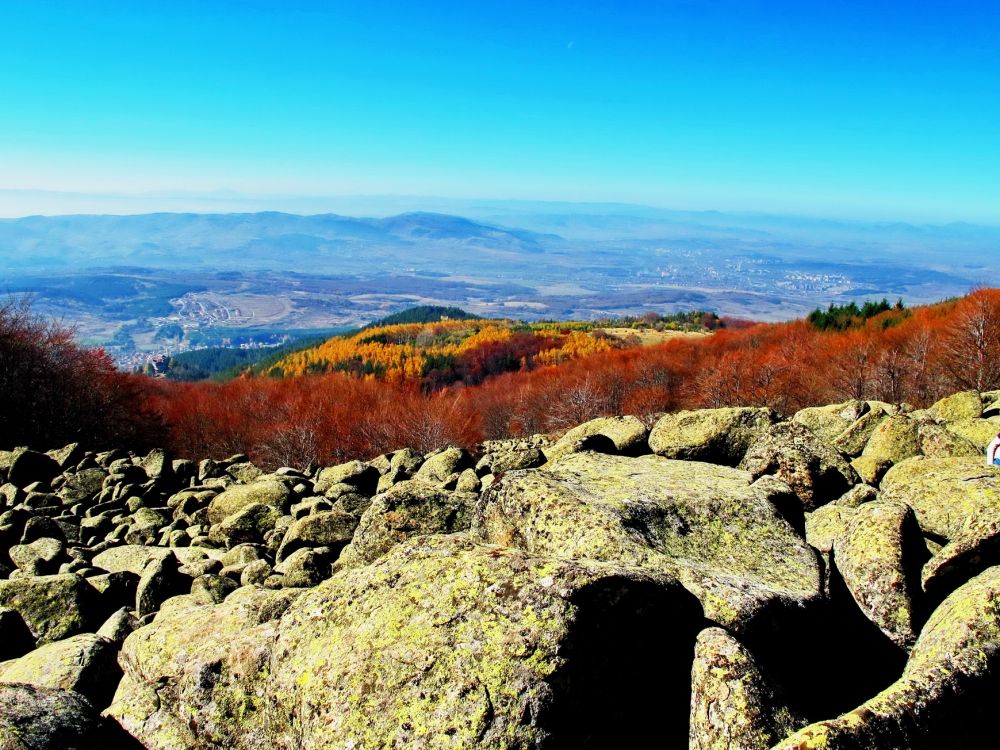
1,0,999,221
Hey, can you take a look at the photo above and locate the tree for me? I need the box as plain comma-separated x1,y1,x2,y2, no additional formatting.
942,290,1000,392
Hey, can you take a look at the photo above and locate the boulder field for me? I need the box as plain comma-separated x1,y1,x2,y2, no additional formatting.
2,390,1000,748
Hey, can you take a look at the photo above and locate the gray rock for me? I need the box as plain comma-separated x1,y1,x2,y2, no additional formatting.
276,509,358,563
0,574,101,644
649,407,775,466
0,633,121,708
0,683,106,750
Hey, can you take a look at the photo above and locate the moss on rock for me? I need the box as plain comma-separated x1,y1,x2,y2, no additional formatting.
648,407,775,466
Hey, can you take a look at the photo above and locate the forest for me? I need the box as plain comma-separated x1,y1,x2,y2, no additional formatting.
4,290,1000,470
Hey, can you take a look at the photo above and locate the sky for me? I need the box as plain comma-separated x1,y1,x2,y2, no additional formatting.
1,0,999,222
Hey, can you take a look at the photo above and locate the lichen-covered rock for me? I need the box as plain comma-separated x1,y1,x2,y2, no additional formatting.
921,502,1000,598
135,553,188,618
862,414,921,465
0,574,100,644
475,452,820,634
108,535,702,750
271,547,327,588
832,406,888,457
738,422,859,511
314,460,379,496
772,565,1000,749
880,456,1000,539
0,633,121,708
211,502,281,547
805,505,855,555
945,417,1000,448
928,390,983,423
206,480,293,525
546,415,649,462
793,402,861,445
8,537,65,575
648,407,775,466
0,683,107,750
92,544,173,575
412,446,474,485
337,481,476,570
689,627,804,750
850,454,892,485
276,509,357,563
833,501,927,650
918,422,980,458
57,467,107,504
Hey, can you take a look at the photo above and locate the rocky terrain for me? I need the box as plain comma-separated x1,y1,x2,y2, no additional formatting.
2,389,1000,748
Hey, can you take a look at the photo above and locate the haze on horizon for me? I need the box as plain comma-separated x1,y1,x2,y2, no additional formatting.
2,0,999,225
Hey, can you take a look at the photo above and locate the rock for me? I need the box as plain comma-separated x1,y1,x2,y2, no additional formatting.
921,502,1000,600
315,460,379,495
928,390,983,422
46,442,84,470
135,554,188,618
7,450,60,488
0,574,100,644
276,509,357,563
139,448,173,481
738,421,859,510
918,422,980,458
0,683,107,750
648,407,775,466
832,483,879,508
772,565,1000,749
226,461,263,484
337,481,476,570
862,414,921,464
123,507,170,545
21,515,65,543
0,633,121,708
91,545,172,575
833,501,927,650
108,534,702,750
272,548,327,587
880,457,1000,539
9,537,65,575
946,417,1000,448
96,607,139,645
547,415,649,461
793,402,858,444
850,454,892,485
477,445,545,474
240,559,272,586
211,502,281,547
0,607,35,660
474,452,820,634
413,446,474,485
206,480,293,525
190,573,239,604
689,627,804,750
805,505,855,555
832,406,888,456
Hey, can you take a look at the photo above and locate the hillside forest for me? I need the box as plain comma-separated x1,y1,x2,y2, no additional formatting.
3,290,1000,470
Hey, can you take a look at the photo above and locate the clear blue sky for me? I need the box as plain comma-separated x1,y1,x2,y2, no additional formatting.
1,0,999,221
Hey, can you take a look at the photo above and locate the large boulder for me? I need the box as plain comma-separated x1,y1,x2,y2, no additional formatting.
210,502,281,547
946,417,1000,449
7,449,60,488
474,452,821,634
928,390,983,423
0,574,101,644
793,401,862,444
689,627,804,750
738,421,859,511
0,683,108,750
108,535,702,750
772,565,1000,749
921,502,1000,599
832,406,889,457
833,501,927,651
546,415,649,461
648,407,775,466
0,633,121,708
862,415,921,465
880,457,1000,539
918,422,981,458
206,480,293,525
314,460,379,496
336,481,476,570
412,446,474,485
92,545,173,575
275,509,358,563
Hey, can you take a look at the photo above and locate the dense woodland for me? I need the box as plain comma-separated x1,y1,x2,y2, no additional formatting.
3,291,1000,469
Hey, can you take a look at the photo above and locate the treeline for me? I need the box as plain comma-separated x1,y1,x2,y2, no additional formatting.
144,289,1000,469
807,298,905,331
158,336,329,381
